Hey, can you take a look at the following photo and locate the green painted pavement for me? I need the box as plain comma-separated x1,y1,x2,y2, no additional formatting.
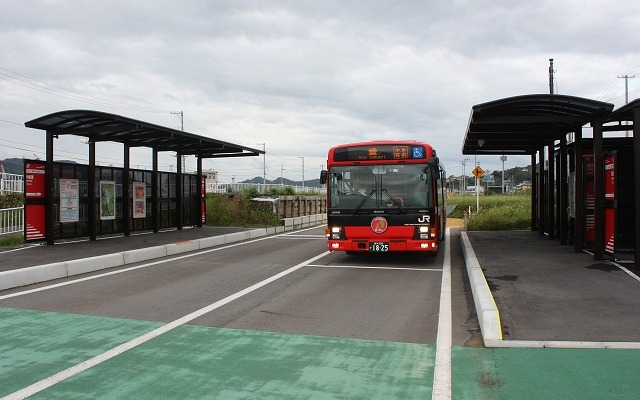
2,308,434,399
453,346,640,400
5,307,640,399
0,308,164,397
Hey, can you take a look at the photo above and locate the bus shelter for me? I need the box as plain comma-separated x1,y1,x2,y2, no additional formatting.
23,110,264,245
462,94,640,263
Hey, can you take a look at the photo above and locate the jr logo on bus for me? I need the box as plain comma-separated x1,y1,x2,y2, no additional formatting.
371,216,388,234
418,215,431,223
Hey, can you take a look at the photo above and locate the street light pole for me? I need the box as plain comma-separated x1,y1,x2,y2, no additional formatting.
299,157,305,191
500,155,507,194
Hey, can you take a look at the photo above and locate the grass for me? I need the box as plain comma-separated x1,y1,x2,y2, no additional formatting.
447,191,531,231
205,191,281,227
0,233,24,247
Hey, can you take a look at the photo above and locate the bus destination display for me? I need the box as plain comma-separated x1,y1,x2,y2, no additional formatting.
334,145,426,161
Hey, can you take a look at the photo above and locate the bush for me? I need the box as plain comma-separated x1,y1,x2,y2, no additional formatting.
205,193,280,227
0,234,23,247
448,193,531,230
0,193,23,208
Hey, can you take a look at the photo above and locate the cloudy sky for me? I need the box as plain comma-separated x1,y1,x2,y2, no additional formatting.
1,0,639,182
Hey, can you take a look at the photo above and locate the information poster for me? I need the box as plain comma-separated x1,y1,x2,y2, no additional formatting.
201,176,206,223
604,208,615,254
60,178,79,223
604,154,615,200
25,161,45,198
133,182,146,218
24,161,46,241
100,181,116,220
25,204,46,241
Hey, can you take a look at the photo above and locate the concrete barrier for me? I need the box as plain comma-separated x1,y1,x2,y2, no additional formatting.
66,253,125,276
166,240,200,256
196,236,226,249
460,231,502,342
123,245,167,264
249,229,267,239
0,263,67,291
224,231,251,244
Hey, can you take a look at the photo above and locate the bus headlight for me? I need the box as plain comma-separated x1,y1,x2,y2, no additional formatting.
327,226,343,240
416,226,436,239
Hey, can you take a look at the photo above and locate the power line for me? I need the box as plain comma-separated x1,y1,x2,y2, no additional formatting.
0,66,169,113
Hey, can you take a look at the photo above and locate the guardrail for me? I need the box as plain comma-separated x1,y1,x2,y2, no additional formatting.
0,206,24,236
0,173,24,194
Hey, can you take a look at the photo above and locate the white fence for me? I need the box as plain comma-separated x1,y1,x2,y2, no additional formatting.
206,182,323,194
0,206,23,236
0,173,24,194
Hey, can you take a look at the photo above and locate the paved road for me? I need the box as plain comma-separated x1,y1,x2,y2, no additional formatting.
2,227,640,399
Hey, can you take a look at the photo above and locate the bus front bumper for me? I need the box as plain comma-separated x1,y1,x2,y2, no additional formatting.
327,239,438,252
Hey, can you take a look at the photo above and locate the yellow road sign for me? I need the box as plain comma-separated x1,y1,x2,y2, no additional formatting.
472,166,485,179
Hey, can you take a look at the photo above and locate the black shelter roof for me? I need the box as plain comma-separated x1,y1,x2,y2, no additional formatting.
25,110,264,158
462,94,614,155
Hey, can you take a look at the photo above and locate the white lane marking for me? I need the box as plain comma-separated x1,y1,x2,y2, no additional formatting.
307,264,442,272
608,261,640,283
276,236,326,240
0,227,323,301
1,251,331,400
432,228,452,400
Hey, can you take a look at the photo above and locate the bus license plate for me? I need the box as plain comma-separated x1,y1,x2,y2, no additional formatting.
369,242,389,252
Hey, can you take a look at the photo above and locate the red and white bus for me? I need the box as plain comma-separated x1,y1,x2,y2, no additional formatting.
320,141,446,254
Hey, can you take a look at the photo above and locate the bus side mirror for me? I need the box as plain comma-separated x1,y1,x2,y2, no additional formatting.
320,170,328,185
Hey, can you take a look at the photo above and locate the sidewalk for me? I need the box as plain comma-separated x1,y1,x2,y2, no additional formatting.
461,230,640,347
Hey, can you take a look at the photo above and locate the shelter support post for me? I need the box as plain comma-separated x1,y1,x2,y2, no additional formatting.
634,106,640,266
152,148,159,233
89,139,96,241
559,136,568,244
593,122,604,261
531,153,537,231
548,142,555,239
176,151,183,231
197,157,203,228
538,148,545,236
45,131,54,245
123,143,130,237
574,128,584,252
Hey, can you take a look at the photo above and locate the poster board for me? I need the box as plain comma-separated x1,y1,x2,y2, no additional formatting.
100,181,116,220
60,178,79,223
133,182,146,218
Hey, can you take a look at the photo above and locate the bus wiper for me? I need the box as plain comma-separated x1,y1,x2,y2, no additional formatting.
351,190,376,214
382,189,406,213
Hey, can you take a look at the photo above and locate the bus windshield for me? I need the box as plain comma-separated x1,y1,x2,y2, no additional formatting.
327,164,433,212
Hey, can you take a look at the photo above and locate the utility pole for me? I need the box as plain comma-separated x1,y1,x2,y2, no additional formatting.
500,155,507,194
171,111,185,171
256,143,266,189
280,165,284,187
618,74,636,137
299,157,305,191
461,158,470,194
549,58,555,94
618,74,636,104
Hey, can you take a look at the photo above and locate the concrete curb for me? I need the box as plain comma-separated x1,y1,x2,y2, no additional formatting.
460,231,503,342
0,214,327,292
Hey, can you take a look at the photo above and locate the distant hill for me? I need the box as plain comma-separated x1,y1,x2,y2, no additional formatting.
241,176,321,188
1,158,25,174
